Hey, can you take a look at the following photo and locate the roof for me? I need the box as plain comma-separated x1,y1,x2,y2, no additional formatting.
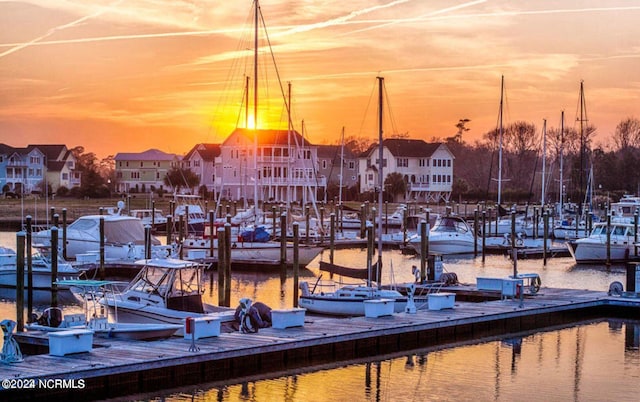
184,144,221,161
363,139,445,158
316,144,356,161
115,149,180,161
28,144,67,161
225,128,314,147
47,161,67,172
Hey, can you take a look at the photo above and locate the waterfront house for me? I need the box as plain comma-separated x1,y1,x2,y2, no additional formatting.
114,149,180,194
359,138,454,203
181,144,221,194
217,128,326,204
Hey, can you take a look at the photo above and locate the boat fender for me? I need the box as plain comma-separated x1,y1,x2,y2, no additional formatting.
300,281,311,297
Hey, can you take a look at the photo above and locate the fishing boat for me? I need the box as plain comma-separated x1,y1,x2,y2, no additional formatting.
407,214,478,255
27,279,182,341
32,201,161,260
567,218,637,263
98,258,234,334
0,245,83,288
299,77,410,316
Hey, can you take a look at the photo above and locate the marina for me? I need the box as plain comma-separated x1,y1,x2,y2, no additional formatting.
2,286,639,401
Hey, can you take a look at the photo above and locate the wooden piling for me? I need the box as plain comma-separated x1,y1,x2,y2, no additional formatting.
481,210,486,263
99,217,105,280
473,209,478,256
166,215,173,246
25,216,33,321
16,231,25,332
543,210,549,266
144,226,151,259
420,221,427,283
62,208,67,260
51,227,58,307
329,213,335,265
292,223,299,308
209,211,215,258
224,223,232,307
217,222,226,307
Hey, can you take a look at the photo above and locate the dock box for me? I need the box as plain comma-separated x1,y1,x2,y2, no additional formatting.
49,329,93,356
364,299,395,318
271,308,306,329
502,278,524,298
428,293,455,310
184,316,221,340
187,249,207,260
477,277,504,291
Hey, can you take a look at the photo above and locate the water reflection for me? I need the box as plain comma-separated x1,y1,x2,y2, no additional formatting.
137,319,638,402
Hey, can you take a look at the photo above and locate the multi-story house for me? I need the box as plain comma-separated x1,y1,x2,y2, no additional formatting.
0,144,61,195
316,144,358,202
182,144,221,194
217,128,326,204
33,144,81,192
114,149,180,194
359,138,454,203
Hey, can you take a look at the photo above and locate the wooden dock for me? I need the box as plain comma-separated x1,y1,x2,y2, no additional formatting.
2,287,639,401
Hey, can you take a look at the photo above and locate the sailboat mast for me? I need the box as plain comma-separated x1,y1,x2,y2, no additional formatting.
498,75,504,206
542,119,546,206
253,0,259,210
377,76,384,288
559,111,564,217
339,127,345,206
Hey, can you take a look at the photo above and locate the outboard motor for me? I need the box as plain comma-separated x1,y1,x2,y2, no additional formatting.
37,307,63,328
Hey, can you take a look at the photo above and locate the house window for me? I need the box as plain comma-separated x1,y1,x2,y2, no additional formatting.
348,161,355,169
62,173,68,180
131,172,140,179
194,160,200,167
397,158,408,168
447,160,451,167
140,162,143,167
322,160,327,169
28,168,34,176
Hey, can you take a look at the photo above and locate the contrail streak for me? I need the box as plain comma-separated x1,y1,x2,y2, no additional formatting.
0,0,123,58
341,0,487,35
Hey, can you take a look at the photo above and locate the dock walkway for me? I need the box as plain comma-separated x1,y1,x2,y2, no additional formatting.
2,287,638,401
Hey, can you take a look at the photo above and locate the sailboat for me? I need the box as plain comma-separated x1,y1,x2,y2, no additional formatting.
299,77,408,316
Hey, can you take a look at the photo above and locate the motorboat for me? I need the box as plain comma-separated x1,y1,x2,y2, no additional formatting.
567,218,637,263
130,209,168,231
0,245,83,289
172,194,209,236
299,282,408,316
32,202,161,260
408,215,478,255
99,258,234,334
27,279,182,341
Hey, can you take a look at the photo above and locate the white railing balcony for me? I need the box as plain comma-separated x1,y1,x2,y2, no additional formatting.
408,183,430,192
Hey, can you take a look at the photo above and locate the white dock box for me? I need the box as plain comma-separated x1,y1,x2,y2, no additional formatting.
272,308,306,329
428,292,455,310
49,329,93,356
187,249,207,260
477,277,504,291
183,316,221,340
364,299,395,318
502,278,524,298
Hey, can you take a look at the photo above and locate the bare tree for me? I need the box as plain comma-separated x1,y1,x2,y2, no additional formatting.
613,117,640,150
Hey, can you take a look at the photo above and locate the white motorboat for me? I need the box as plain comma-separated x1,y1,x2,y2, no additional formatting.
567,218,637,263
0,245,83,288
32,202,160,260
130,209,168,231
27,279,182,341
408,215,478,255
99,258,234,334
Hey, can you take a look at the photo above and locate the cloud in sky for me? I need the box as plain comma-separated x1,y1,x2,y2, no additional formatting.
1,0,640,156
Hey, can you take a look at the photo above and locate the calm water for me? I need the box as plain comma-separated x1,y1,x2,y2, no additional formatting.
0,231,636,401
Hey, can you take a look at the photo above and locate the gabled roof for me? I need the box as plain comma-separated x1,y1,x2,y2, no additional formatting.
184,144,221,161
115,149,180,161
363,139,445,158
28,144,67,161
225,128,313,147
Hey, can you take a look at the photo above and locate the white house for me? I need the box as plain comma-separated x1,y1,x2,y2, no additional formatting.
359,138,454,202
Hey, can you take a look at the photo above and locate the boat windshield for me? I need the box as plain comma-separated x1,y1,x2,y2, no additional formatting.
433,217,468,233
68,218,98,231
130,266,172,296
171,267,201,296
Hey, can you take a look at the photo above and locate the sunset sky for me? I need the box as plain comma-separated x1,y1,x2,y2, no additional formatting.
2,0,640,159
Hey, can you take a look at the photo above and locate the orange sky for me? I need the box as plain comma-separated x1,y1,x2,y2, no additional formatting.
2,0,640,159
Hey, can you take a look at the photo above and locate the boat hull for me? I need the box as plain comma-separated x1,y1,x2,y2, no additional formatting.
567,237,635,263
